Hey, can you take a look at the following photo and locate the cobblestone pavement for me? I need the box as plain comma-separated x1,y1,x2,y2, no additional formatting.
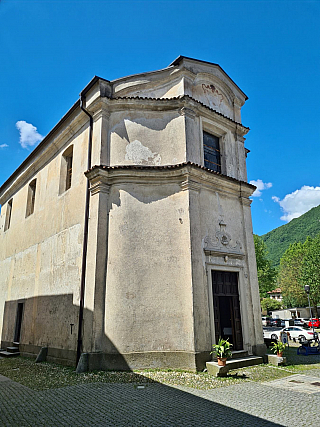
1,373,319,426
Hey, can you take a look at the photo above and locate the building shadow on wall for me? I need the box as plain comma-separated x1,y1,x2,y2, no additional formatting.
1,295,282,426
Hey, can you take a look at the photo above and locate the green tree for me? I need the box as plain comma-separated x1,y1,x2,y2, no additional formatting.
279,242,308,308
260,298,282,313
300,233,320,317
253,235,277,298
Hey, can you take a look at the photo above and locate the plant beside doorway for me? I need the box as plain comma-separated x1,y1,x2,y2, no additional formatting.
210,338,233,366
271,340,287,357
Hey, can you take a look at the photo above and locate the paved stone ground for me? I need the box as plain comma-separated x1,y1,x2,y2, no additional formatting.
0,373,319,426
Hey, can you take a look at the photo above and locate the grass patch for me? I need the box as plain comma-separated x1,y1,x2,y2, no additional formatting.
279,345,320,372
1,347,319,391
0,356,292,391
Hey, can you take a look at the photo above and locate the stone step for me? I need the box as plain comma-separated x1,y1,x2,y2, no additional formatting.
231,350,248,359
206,356,263,376
7,347,19,353
0,350,20,358
225,355,263,369
212,350,248,362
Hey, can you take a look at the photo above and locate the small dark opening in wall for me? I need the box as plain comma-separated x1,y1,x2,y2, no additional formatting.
59,145,73,194
14,302,24,343
26,179,37,217
4,199,13,231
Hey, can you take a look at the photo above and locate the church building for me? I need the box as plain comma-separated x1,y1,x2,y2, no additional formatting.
0,57,265,371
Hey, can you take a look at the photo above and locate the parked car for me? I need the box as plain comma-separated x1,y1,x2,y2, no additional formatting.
263,326,318,341
282,326,318,341
281,319,294,327
270,318,282,327
261,317,271,326
294,318,308,327
263,327,283,341
308,318,320,328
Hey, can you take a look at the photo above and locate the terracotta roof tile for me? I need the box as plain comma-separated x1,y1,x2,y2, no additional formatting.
111,94,249,130
86,161,255,189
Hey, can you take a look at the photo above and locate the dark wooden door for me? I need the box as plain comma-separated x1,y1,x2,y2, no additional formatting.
211,271,243,350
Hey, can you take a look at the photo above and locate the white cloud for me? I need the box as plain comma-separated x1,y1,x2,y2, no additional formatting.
16,120,43,149
272,186,320,222
249,179,273,197
0,144,8,148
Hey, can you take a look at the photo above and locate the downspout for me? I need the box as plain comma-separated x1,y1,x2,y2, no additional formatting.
76,93,93,366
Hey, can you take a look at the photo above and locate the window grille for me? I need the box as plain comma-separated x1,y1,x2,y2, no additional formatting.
203,131,221,173
66,154,72,191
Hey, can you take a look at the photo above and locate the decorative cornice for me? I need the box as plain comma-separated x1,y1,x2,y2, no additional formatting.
0,94,249,205
85,163,256,201
89,178,110,196
233,97,243,108
235,130,246,144
91,95,249,135
180,178,201,192
0,113,88,205
92,104,111,122
239,196,252,206
178,107,197,119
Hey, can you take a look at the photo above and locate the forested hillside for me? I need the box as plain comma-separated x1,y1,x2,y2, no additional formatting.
261,204,320,267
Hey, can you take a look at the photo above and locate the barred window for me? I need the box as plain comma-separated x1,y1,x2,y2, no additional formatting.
203,131,221,173
66,153,73,191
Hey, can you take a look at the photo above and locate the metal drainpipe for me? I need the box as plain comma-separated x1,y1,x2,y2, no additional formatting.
76,94,93,366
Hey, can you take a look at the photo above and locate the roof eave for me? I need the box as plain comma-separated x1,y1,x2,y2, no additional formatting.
169,55,248,101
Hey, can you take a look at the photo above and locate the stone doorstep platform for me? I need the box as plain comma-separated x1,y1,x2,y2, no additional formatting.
0,344,20,358
0,350,20,358
206,356,264,377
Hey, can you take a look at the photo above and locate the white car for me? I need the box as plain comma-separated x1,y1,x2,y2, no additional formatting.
263,327,282,340
281,326,318,341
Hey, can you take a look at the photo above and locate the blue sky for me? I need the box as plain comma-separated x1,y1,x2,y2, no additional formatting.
0,0,319,235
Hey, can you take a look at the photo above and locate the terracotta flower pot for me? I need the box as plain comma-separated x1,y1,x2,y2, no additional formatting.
217,357,227,366
277,352,283,357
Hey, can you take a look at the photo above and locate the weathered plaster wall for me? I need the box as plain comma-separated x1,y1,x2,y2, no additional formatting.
0,125,89,359
188,186,264,355
115,76,185,100
109,111,186,166
103,183,194,357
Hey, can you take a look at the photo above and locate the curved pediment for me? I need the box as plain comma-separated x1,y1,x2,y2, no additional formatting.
191,74,235,119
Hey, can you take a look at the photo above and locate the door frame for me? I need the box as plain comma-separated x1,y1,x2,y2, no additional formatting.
207,264,249,352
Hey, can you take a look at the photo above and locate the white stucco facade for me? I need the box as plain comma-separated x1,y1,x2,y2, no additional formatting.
0,57,265,370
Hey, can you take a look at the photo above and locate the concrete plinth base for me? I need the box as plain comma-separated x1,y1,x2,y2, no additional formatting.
76,353,89,373
267,354,287,366
35,347,48,363
206,362,230,377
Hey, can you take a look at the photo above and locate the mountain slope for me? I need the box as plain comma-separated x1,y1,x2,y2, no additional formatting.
261,204,320,267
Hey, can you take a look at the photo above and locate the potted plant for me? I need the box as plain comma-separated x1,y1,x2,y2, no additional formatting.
271,340,286,357
210,337,233,366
